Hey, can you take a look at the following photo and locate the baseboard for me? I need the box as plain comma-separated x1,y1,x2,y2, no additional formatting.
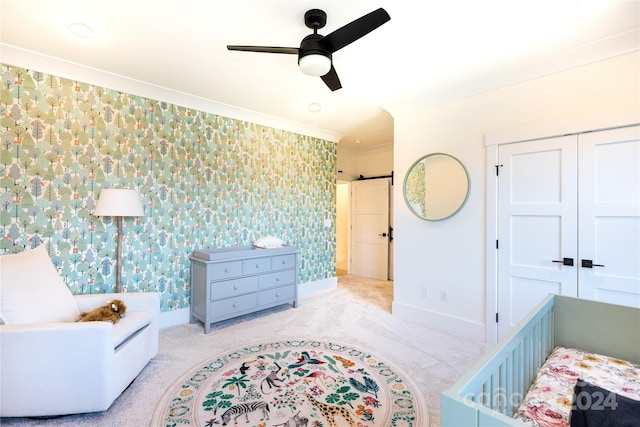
298,277,337,298
160,307,191,330
159,277,339,330
392,301,485,341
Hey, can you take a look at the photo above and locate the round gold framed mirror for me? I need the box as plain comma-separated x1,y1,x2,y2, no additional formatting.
403,153,470,220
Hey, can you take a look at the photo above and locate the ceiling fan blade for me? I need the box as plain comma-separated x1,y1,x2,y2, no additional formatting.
321,65,342,91
319,8,390,53
227,45,299,55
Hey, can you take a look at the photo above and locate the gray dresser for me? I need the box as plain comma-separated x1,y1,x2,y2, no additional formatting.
189,246,298,333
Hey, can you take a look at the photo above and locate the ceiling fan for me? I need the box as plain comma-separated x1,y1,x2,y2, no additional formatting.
227,8,390,91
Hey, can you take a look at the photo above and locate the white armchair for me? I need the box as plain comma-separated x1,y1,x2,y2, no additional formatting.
0,246,160,417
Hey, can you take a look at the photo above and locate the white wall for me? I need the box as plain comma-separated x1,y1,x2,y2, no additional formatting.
336,183,350,270
337,143,393,179
392,52,640,340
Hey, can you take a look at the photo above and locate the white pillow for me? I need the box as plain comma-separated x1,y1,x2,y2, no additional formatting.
0,245,80,324
253,236,284,249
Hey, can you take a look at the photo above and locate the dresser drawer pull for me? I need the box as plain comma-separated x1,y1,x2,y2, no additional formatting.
225,268,230,273
233,285,238,290
256,263,261,269
281,260,287,265
276,277,280,282
233,303,238,308
275,293,280,297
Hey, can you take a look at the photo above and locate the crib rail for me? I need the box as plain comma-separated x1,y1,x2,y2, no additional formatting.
442,295,557,427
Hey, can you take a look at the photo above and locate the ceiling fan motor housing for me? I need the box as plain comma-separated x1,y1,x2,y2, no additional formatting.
298,33,332,62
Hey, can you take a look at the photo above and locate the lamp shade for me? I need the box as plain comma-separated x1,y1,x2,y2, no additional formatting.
93,189,144,217
299,54,331,77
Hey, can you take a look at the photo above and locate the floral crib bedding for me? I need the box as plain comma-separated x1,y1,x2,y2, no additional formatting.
513,346,640,427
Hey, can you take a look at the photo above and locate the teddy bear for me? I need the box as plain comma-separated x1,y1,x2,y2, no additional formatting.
78,299,127,323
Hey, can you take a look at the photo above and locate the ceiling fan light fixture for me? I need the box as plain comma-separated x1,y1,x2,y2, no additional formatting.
299,54,331,77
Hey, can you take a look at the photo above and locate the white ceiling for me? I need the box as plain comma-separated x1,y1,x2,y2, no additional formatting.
1,1,638,150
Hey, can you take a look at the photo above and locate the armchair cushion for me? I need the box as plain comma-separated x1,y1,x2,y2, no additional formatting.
0,245,80,325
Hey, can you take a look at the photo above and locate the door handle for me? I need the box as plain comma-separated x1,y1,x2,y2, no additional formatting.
552,258,574,266
378,232,387,237
581,259,604,268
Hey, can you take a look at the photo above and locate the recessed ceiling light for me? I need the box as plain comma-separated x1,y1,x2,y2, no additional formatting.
308,102,321,113
68,22,96,38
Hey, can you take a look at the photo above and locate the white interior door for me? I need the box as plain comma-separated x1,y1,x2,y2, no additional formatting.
578,126,640,307
497,136,578,338
350,179,389,280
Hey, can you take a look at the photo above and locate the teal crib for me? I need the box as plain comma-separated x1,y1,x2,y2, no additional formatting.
441,294,640,426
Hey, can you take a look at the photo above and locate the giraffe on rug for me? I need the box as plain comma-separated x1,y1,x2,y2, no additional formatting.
303,392,356,427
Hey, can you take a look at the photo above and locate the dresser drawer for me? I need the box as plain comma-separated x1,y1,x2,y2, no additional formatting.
271,254,296,271
209,261,243,280
210,276,258,301
211,293,257,318
242,257,271,275
258,285,295,306
258,269,296,290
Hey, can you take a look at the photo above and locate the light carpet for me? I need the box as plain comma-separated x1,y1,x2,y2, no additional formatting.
152,338,425,426
0,275,487,426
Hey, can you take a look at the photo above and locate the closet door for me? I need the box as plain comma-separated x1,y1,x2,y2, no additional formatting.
578,126,640,307
497,136,578,338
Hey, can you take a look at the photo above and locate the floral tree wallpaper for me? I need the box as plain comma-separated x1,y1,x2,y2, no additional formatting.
0,63,336,313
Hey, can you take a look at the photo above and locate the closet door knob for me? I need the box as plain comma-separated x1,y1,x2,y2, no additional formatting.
581,259,604,268
552,258,574,266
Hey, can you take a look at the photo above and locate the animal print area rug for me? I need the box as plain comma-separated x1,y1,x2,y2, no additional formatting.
152,339,426,427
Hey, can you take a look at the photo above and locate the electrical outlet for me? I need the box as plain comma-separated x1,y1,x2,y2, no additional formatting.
421,286,429,298
440,290,448,302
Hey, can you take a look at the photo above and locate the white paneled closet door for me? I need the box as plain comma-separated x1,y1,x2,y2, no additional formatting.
497,125,640,339
497,136,578,338
578,126,640,307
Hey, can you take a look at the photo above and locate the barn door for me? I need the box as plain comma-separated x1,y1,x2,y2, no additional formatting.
350,179,390,280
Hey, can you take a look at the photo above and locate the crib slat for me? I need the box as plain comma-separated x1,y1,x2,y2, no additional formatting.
505,352,514,415
514,344,522,409
499,359,507,413
483,378,491,406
